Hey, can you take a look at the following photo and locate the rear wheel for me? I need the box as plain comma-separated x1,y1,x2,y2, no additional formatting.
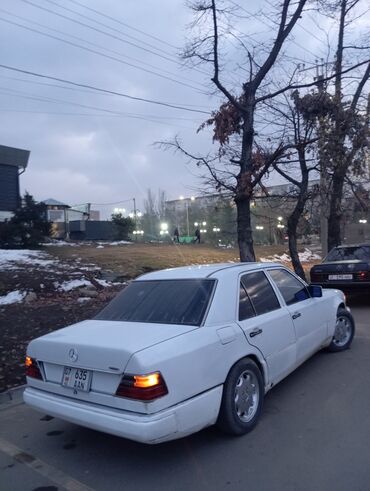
327,308,355,352
217,358,264,435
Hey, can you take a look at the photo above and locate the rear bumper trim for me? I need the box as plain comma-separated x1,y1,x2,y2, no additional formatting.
24,385,222,444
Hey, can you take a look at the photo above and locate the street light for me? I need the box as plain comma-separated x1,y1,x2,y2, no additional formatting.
278,216,283,221
194,222,199,227
113,207,126,214
190,196,195,201
202,221,207,226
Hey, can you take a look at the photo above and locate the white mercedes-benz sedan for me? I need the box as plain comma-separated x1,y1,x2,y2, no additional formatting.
24,262,354,444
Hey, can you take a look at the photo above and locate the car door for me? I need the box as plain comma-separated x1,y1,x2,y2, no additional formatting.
267,268,328,363
237,271,297,385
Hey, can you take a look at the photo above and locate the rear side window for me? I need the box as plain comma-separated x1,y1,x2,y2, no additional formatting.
95,279,215,326
268,269,309,306
239,283,255,321
241,272,280,316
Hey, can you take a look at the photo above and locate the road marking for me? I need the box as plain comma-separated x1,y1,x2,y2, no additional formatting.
0,436,94,491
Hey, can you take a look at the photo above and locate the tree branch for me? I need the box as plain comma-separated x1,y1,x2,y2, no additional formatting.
255,59,370,103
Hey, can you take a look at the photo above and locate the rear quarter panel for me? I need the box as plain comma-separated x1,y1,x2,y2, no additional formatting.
125,323,267,414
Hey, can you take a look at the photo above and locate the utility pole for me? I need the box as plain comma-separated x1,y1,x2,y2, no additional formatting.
315,59,329,257
133,197,137,242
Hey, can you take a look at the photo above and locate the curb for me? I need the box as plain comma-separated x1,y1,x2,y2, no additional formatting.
0,385,26,406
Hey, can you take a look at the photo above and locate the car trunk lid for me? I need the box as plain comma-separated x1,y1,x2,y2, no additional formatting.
28,319,196,373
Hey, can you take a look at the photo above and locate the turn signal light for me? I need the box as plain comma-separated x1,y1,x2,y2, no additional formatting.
116,372,168,401
25,356,43,380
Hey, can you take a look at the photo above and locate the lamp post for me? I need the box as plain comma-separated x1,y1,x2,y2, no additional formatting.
179,196,195,236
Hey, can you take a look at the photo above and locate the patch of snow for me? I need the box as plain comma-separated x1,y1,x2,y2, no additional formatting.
44,241,80,247
107,241,132,246
0,249,57,271
96,245,104,249
0,290,26,305
77,297,92,303
57,279,92,292
259,249,321,264
299,248,321,262
95,279,112,288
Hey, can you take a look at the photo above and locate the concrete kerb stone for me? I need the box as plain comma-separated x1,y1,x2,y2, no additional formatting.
0,385,26,408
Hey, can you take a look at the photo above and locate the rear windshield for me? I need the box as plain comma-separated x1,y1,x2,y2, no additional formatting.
325,246,370,262
95,279,215,326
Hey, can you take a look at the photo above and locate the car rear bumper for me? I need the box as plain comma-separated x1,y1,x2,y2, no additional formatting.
312,281,370,290
23,385,223,444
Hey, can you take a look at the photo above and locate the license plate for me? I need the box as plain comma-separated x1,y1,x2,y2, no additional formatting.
61,367,92,392
328,274,353,280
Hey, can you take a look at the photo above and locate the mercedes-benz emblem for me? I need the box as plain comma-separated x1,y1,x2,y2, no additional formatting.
69,348,78,362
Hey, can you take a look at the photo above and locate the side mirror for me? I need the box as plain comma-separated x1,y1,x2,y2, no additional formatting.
308,284,323,298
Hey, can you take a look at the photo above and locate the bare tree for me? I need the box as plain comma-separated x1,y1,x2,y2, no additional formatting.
269,91,318,279
321,0,370,250
178,0,309,261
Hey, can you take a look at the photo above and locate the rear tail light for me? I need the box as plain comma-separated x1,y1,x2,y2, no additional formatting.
115,372,168,401
310,272,321,282
25,356,43,380
355,271,370,281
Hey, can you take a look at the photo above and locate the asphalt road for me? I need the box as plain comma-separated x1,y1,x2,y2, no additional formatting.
1,295,369,491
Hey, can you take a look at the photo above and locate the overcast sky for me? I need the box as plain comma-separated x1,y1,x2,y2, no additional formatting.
0,0,368,217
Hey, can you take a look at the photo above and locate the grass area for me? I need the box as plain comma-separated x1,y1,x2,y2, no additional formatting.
48,243,317,279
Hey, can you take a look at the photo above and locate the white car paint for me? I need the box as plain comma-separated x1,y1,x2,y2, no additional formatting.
24,262,346,444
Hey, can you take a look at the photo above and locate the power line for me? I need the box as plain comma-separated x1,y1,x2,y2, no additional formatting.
0,7,206,89
228,0,320,59
20,0,209,79
46,0,178,58
0,63,210,114
0,16,206,94
67,0,178,50
0,86,202,128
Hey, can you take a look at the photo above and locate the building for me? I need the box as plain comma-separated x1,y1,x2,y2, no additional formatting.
42,198,89,238
0,144,30,221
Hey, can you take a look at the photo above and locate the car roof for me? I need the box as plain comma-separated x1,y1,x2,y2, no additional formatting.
137,262,284,280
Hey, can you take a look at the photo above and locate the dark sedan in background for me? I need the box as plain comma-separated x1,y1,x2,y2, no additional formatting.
310,244,370,292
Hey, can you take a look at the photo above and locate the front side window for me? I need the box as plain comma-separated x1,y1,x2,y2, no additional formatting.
241,271,280,316
95,279,215,326
268,269,309,306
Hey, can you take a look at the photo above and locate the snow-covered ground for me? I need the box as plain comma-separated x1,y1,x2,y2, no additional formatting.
0,290,26,305
0,249,58,270
45,240,132,247
259,248,321,263
0,248,123,305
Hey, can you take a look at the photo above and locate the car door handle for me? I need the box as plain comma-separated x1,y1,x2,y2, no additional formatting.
249,328,263,338
292,312,301,320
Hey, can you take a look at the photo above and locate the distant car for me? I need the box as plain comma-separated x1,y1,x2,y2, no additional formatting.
24,263,354,444
310,244,370,291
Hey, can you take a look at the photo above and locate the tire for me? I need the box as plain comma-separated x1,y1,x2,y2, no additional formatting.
217,358,264,436
327,308,355,352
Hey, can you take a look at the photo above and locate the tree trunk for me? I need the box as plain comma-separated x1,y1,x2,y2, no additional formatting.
236,89,256,263
287,196,307,281
236,195,255,262
327,170,345,250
